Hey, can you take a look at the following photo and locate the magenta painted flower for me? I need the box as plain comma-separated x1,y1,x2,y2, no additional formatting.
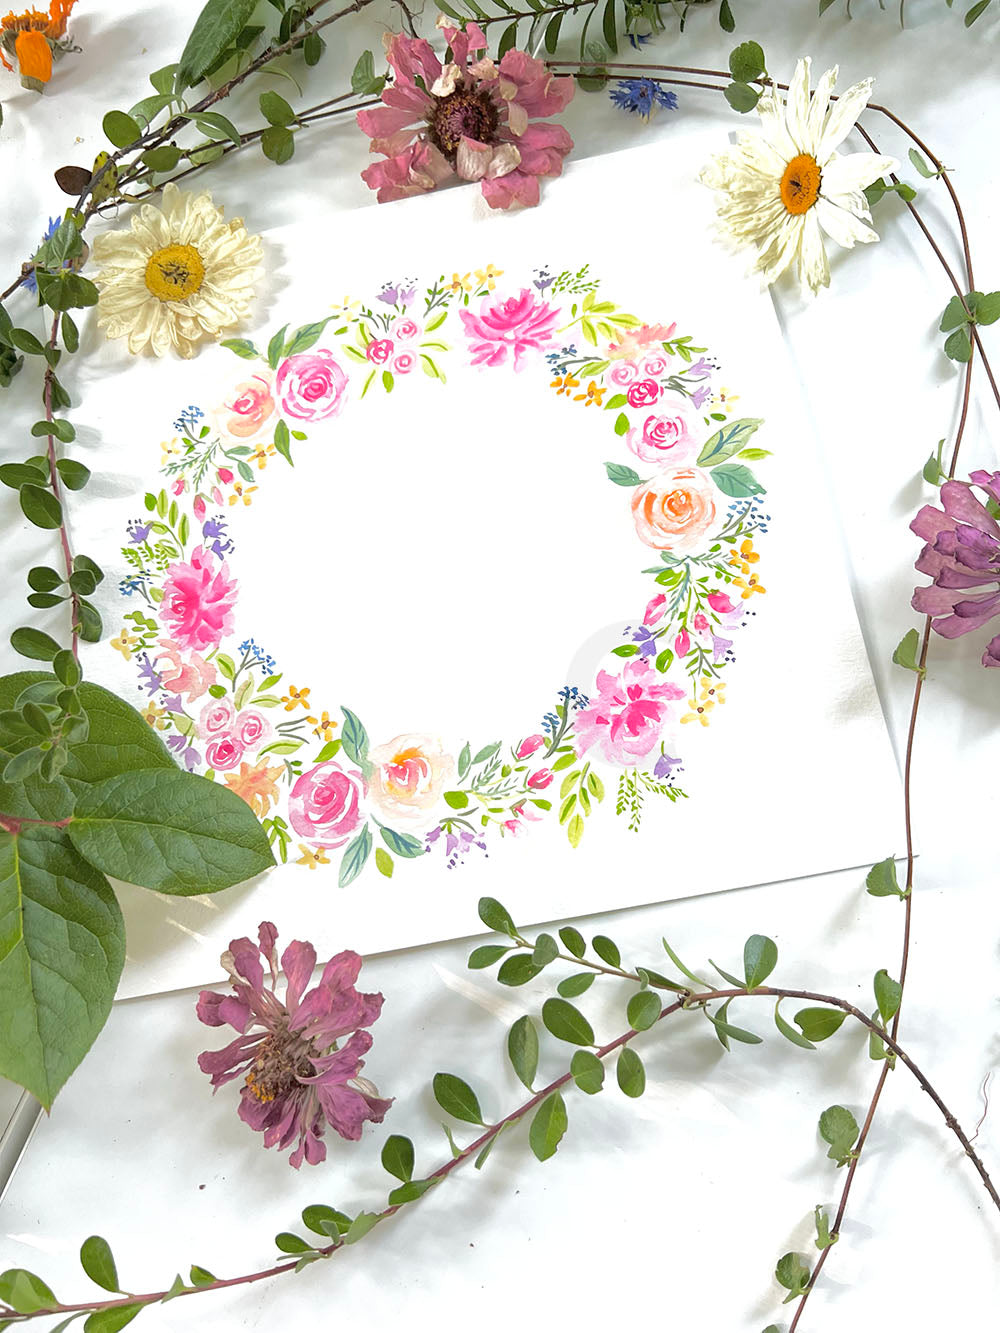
643,593,667,626
574,658,685,764
205,733,245,772
627,396,700,467
197,922,392,1168
275,350,348,422
527,767,554,789
289,760,366,847
198,696,235,738
516,733,545,759
366,338,394,365
627,379,662,409
235,708,274,752
911,469,1000,667
356,22,575,210
160,546,238,654
461,289,560,370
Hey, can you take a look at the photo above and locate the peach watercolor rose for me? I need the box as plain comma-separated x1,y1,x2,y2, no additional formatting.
215,372,275,441
631,466,717,553
368,734,455,826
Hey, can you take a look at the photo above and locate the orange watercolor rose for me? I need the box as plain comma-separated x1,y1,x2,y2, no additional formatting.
215,372,276,442
368,733,455,827
631,466,717,553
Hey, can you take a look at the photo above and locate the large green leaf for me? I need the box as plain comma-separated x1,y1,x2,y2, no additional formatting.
0,826,124,1107
67,769,275,894
695,417,764,467
0,673,176,821
176,0,259,89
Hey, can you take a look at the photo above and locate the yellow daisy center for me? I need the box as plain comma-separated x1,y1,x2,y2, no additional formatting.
144,243,205,302
779,153,822,215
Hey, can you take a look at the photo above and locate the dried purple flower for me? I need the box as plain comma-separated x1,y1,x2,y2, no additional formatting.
910,469,1000,668
197,922,392,1167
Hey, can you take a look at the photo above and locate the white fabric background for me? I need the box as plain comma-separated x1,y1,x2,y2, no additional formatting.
1,2,999,1329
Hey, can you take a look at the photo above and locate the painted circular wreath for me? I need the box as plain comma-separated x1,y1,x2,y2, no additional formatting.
109,264,770,882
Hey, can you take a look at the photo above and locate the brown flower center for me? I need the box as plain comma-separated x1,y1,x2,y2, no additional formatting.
244,1032,315,1104
779,153,822,215
144,243,205,302
428,87,500,163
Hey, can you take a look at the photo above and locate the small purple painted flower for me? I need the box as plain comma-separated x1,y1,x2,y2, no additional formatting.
654,752,682,780
197,922,392,1168
690,385,712,410
127,518,153,545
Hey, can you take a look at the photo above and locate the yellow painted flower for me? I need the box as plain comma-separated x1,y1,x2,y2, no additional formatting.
249,443,276,470
281,684,311,712
712,386,740,414
160,436,182,464
110,627,138,659
312,710,338,742
681,697,715,727
573,380,605,407
224,761,283,817
728,537,759,575
475,264,504,291
329,295,361,318
733,573,766,599
228,481,257,506
142,701,168,731
551,373,580,397
296,843,331,869
91,182,262,358
449,272,473,293
699,676,726,705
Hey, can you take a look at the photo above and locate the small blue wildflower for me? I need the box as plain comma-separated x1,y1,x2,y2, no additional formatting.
609,78,679,120
172,405,204,435
118,574,146,598
26,218,63,295
626,31,652,49
238,638,277,674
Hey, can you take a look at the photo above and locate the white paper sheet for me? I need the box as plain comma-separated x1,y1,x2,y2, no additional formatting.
64,136,901,997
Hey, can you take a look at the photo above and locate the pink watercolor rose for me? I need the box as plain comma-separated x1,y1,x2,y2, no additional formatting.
675,630,691,657
368,734,455,826
275,350,349,422
217,372,275,442
460,289,560,371
392,318,420,341
608,360,640,388
366,338,394,365
641,352,669,378
160,546,238,654
392,349,417,375
626,395,700,467
574,658,685,765
289,761,367,848
235,708,274,752
627,379,662,409
157,639,216,701
198,696,236,738
205,733,245,772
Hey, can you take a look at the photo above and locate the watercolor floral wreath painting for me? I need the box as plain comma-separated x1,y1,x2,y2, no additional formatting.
107,265,771,884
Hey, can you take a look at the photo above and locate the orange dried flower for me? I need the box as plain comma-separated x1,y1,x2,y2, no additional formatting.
1,0,76,38
13,27,50,79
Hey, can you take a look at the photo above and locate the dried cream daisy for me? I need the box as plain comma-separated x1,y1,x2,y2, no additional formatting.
91,183,262,357
699,58,898,295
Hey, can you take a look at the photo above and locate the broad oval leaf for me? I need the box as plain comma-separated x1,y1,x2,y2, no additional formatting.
626,990,661,1031
616,1046,646,1097
0,1267,57,1314
80,1235,119,1293
84,1302,145,1331
873,968,902,1024
433,1072,485,1125
66,768,275,894
528,1091,567,1161
743,934,778,989
570,1048,605,1094
176,0,259,89
795,1007,847,1043
558,925,585,957
0,827,124,1108
507,1014,539,1089
380,1134,414,1183
478,894,517,936
542,997,595,1046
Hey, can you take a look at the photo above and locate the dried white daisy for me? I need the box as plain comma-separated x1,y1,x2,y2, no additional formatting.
699,58,898,295
91,182,262,357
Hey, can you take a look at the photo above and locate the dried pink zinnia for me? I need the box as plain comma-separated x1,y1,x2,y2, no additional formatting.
911,469,1000,668
197,922,392,1168
356,20,575,209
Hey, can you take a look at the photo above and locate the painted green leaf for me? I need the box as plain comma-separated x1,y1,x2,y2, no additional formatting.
0,826,124,1108
340,706,369,768
67,769,275,894
696,417,763,466
708,462,767,498
338,825,372,887
605,460,641,486
528,1091,568,1161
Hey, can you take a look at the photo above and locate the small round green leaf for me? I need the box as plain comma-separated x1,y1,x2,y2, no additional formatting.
556,971,595,998
80,1235,120,1293
528,1091,568,1161
478,896,517,937
626,990,661,1031
558,925,585,958
103,110,142,147
592,935,621,968
616,1046,646,1097
467,944,509,969
20,482,62,529
380,1134,414,1182
570,1048,605,1094
795,1007,847,1043
433,1072,485,1125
